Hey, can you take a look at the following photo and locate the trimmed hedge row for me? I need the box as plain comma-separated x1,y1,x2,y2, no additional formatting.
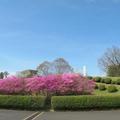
0,95,46,110
94,77,112,84
92,76,120,85
96,84,118,93
51,95,120,110
107,85,118,92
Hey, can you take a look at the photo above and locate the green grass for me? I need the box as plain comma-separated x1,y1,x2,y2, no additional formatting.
94,89,120,95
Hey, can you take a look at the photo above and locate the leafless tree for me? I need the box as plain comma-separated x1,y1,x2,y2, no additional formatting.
37,61,51,75
52,58,73,74
37,58,74,75
98,46,120,74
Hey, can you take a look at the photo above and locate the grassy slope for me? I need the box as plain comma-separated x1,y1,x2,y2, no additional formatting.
94,83,120,95
101,77,120,81
92,76,120,95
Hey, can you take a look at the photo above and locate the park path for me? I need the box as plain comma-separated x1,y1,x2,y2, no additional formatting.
0,109,120,120
35,110,120,120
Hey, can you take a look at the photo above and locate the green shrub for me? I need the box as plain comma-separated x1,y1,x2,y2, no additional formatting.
87,76,93,80
111,81,116,84
98,84,106,91
95,84,98,89
51,95,120,110
107,65,120,77
100,78,105,83
107,85,118,93
94,77,102,82
116,79,120,85
104,78,112,84
0,95,46,110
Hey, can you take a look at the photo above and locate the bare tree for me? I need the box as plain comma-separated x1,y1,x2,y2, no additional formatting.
98,46,120,76
37,58,74,75
37,61,51,75
52,58,74,74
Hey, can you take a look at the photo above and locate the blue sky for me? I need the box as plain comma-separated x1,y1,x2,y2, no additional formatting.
0,0,120,75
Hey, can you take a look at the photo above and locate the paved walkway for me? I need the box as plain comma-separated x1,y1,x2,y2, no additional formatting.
0,109,120,120
36,111,120,120
0,109,34,120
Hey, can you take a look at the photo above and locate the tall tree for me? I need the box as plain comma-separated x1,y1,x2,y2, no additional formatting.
98,46,120,76
0,72,4,79
3,71,9,78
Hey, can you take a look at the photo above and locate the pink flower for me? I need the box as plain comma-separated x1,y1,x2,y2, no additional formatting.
0,74,95,95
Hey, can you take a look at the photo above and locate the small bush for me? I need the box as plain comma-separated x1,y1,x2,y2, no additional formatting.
95,84,98,89
107,85,118,93
0,95,46,110
87,76,93,80
100,78,105,83
116,79,120,85
104,78,112,84
94,77,101,82
111,81,116,84
98,84,106,91
52,95,120,110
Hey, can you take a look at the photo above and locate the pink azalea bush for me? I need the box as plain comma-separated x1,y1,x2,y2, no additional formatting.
0,74,95,95
0,76,26,95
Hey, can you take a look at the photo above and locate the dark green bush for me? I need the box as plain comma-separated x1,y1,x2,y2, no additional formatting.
100,78,105,83
98,84,106,91
104,78,112,84
116,79,120,85
52,95,120,110
0,95,46,110
95,84,98,89
107,85,118,93
94,77,101,82
87,76,93,80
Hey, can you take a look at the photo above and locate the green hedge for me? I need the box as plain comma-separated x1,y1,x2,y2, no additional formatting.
52,95,120,110
0,95,46,110
98,84,106,91
107,85,118,93
92,77,120,85
94,77,101,82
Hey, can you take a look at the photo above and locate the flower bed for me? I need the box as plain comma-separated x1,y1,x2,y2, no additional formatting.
0,74,95,96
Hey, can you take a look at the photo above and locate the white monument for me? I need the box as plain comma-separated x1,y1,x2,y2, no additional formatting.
83,65,87,76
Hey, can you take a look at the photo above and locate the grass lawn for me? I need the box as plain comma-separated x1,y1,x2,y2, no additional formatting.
94,89,120,95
